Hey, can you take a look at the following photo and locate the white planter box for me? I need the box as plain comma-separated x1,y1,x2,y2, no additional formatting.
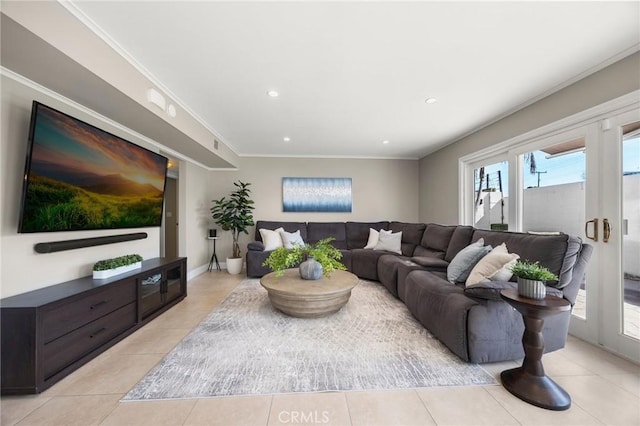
93,261,142,279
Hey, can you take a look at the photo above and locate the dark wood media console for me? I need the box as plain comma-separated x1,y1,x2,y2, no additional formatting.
0,257,187,395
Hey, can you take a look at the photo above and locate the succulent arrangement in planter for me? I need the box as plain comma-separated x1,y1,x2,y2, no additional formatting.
93,254,143,279
510,260,558,299
262,237,347,279
210,181,255,275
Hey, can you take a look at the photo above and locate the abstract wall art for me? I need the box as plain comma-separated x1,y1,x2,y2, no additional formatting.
282,177,352,212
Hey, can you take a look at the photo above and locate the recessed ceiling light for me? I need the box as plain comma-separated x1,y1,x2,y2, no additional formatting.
382,140,390,144
283,137,291,142
267,90,279,98
425,97,438,104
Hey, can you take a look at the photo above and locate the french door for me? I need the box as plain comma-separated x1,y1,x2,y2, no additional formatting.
517,112,640,362
462,101,640,362
598,109,640,361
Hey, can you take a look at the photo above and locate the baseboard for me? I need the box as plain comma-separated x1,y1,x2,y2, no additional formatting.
187,264,208,280
187,261,247,280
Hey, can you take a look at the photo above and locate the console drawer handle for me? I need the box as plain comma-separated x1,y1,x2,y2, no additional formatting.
90,300,108,310
89,328,107,339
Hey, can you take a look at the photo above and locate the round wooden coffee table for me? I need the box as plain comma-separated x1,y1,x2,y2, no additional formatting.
260,269,359,318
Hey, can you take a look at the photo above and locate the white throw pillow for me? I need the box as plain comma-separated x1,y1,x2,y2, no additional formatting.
374,231,402,255
364,228,391,249
465,243,520,286
259,227,284,251
447,238,492,283
279,229,305,249
489,257,520,282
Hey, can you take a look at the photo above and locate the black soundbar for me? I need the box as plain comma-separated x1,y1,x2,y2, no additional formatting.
34,232,148,253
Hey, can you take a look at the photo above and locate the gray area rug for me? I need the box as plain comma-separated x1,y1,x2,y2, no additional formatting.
123,279,495,400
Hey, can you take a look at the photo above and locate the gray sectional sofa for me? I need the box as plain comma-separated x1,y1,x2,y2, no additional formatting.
246,220,592,364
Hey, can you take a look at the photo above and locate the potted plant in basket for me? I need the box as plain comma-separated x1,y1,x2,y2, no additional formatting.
262,237,347,280
210,181,255,275
510,260,558,299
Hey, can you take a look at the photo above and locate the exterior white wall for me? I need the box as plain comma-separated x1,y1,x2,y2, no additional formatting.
208,156,420,261
473,191,508,230
522,183,586,238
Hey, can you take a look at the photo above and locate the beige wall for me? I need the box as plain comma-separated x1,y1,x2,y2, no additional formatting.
0,75,163,298
208,156,420,261
419,52,640,224
0,73,420,292
180,160,212,275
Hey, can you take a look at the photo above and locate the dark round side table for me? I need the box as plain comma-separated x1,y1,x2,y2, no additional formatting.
500,288,572,410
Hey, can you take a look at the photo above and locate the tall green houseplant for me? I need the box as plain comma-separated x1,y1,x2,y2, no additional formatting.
211,181,255,259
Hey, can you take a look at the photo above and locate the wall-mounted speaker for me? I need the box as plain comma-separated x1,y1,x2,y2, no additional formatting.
34,232,148,253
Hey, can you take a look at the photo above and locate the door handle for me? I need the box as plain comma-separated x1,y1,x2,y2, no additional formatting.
603,218,611,243
585,218,598,242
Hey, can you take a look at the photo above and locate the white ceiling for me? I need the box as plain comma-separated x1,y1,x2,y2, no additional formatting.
69,1,639,160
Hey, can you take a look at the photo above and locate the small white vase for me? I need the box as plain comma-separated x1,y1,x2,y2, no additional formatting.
517,278,546,299
226,257,243,275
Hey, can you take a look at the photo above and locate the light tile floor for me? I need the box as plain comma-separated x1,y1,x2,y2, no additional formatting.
2,271,639,426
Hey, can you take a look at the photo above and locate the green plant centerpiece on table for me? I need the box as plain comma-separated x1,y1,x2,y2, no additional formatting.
210,181,255,275
263,237,347,279
510,260,558,300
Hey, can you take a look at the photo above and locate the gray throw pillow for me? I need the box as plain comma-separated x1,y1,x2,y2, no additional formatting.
447,239,491,283
280,229,305,249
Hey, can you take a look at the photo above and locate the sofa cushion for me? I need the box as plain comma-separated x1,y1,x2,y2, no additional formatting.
447,239,492,283
556,236,583,289
307,222,347,249
390,222,427,256
421,224,457,252
374,231,402,254
339,250,353,272
465,243,519,286
410,257,449,270
346,221,389,249
403,270,478,361
412,247,446,259
247,241,264,251
444,226,475,262
350,248,390,281
471,230,570,286
561,243,592,304
377,255,411,298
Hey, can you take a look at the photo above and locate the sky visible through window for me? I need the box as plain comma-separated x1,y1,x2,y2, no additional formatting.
477,135,640,197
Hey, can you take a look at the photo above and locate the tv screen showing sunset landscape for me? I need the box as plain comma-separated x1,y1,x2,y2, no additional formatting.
18,102,168,233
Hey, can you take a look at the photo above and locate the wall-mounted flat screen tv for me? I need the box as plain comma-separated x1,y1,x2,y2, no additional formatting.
18,101,168,233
